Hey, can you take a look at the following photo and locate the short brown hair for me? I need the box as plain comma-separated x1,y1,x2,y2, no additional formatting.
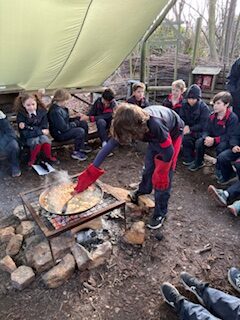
132,82,146,92
111,103,149,144
213,91,232,105
172,79,186,92
52,89,71,103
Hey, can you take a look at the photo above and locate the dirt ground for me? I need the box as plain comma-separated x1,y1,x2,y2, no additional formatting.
0,143,240,320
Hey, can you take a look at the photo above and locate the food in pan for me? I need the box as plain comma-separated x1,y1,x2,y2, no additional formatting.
39,182,102,215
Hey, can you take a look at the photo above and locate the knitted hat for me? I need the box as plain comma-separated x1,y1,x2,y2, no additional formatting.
186,84,202,99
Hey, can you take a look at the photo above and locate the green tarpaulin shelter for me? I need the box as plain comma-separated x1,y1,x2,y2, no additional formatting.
0,0,169,90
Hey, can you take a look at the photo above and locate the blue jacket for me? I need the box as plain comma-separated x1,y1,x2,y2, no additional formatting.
179,99,210,138
204,109,239,147
17,108,48,141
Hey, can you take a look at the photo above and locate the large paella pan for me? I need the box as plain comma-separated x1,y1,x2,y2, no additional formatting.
39,182,103,215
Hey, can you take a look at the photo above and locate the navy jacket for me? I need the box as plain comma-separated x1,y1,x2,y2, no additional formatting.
162,94,183,115
179,99,210,138
127,96,149,109
227,58,240,94
48,104,77,138
0,112,17,149
204,109,239,147
17,108,48,141
88,97,117,122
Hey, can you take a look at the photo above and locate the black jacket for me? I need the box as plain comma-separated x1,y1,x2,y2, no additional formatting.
17,108,48,141
88,97,117,122
226,58,240,94
162,94,183,115
127,96,149,109
48,104,77,138
179,99,210,138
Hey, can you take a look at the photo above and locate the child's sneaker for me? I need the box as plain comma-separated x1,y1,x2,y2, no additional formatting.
80,144,92,154
227,201,240,217
129,189,144,205
160,282,183,310
147,215,165,229
12,167,21,177
207,185,228,206
182,160,194,166
228,267,240,293
217,172,237,185
71,151,87,161
180,272,207,305
188,162,205,172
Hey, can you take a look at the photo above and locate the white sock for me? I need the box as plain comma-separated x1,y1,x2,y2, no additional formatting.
102,141,107,147
224,191,229,198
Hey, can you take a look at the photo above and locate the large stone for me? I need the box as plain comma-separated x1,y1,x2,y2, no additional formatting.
71,244,92,271
138,195,155,209
16,221,35,237
6,234,23,256
42,254,75,288
89,241,112,269
101,183,129,202
71,217,102,235
25,242,53,273
25,234,75,273
124,221,145,245
11,266,35,290
0,226,15,243
24,235,42,250
0,255,17,273
13,205,28,221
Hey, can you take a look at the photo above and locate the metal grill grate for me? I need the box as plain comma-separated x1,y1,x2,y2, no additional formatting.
20,176,126,239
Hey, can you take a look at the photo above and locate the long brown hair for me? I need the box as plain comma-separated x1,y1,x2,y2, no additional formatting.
111,103,149,144
14,92,46,115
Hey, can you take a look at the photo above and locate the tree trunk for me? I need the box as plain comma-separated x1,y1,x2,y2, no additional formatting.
230,13,240,61
208,0,219,61
223,0,237,65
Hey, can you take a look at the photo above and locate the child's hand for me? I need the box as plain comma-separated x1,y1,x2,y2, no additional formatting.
183,125,190,135
204,136,214,147
232,146,240,153
42,129,49,135
19,122,25,129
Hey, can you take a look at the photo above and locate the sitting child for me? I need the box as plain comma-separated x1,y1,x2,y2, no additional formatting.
0,111,21,177
15,93,57,167
127,82,149,108
191,91,238,175
162,79,186,115
80,88,117,147
48,89,91,161
179,84,210,171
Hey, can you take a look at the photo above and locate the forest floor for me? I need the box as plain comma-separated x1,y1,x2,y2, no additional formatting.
0,143,240,320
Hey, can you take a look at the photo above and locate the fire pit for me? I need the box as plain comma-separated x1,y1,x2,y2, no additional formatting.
19,174,126,262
